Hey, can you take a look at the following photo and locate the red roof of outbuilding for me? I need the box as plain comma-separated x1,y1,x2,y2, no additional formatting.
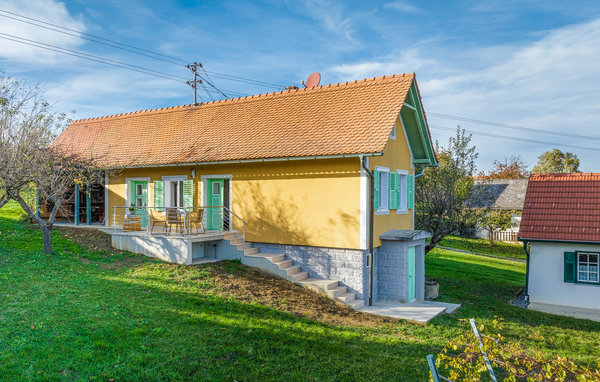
518,173,600,243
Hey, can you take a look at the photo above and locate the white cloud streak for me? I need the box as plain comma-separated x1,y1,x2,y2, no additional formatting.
0,0,85,63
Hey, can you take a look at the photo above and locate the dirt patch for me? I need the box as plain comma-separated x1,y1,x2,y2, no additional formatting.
57,227,120,254
57,228,399,327
205,261,399,327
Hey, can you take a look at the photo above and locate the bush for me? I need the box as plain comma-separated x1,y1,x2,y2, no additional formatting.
433,318,600,381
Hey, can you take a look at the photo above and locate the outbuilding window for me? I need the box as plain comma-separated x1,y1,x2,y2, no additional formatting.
564,251,600,284
374,167,390,214
578,253,599,283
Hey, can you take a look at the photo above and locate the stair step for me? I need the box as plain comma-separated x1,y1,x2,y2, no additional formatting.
347,298,365,309
281,265,301,275
247,253,285,262
230,238,243,245
335,292,357,304
290,271,308,281
326,286,348,298
275,259,293,269
244,247,259,255
298,278,339,292
223,231,238,239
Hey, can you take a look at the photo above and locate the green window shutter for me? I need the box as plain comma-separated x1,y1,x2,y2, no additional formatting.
373,170,380,209
183,180,194,210
153,181,164,211
389,172,399,209
564,252,577,283
407,175,415,209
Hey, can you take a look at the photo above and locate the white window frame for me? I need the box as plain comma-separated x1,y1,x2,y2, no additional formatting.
375,166,389,215
577,252,599,283
396,169,409,214
162,175,188,209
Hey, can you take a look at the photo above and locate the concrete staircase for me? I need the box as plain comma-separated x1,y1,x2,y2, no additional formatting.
224,232,364,309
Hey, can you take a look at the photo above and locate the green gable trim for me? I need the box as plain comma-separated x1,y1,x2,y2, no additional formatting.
400,82,437,167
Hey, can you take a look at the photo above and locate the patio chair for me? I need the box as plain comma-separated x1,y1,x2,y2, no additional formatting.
188,208,205,234
149,209,167,234
165,208,183,234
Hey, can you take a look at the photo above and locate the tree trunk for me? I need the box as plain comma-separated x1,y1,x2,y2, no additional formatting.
41,224,52,254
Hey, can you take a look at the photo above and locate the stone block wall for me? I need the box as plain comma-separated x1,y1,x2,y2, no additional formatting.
251,242,369,300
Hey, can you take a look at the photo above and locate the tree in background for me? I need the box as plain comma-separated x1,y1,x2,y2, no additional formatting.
0,75,105,254
480,155,529,179
531,149,580,173
479,209,516,244
416,127,490,253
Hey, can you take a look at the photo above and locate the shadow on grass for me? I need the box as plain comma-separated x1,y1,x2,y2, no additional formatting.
0,254,439,381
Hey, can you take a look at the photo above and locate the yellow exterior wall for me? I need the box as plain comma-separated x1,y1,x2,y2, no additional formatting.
369,115,414,247
107,158,362,249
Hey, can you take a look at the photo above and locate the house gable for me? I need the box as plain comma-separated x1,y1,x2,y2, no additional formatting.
398,82,437,167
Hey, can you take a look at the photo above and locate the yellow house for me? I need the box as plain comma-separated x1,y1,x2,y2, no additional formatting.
53,73,437,308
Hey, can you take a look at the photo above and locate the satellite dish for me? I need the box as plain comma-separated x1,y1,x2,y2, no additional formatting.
305,72,321,88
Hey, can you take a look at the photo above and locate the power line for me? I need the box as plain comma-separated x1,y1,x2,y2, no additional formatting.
429,124,600,153
0,33,249,97
0,33,184,82
428,112,600,141
0,8,287,90
0,8,186,65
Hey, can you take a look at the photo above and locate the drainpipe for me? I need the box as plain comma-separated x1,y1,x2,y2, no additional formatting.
522,240,530,298
361,156,375,306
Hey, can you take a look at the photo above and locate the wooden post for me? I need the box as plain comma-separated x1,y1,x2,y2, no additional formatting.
74,183,80,226
470,318,497,382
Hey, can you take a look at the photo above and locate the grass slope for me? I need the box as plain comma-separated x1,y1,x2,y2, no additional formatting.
439,235,526,259
1,202,598,381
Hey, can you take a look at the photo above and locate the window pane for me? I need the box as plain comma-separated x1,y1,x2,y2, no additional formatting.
136,198,142,207
590,254,598,264
213,182,220,195
136,184,143,196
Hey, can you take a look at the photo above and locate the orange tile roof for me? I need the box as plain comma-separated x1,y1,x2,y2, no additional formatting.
519,173,600,243
52,73,420,168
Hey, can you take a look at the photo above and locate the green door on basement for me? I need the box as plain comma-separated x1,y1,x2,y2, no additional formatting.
130,181,148,227
407,246,416,301
207,179,224,230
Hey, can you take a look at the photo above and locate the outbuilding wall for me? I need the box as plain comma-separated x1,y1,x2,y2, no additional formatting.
528,241,600,316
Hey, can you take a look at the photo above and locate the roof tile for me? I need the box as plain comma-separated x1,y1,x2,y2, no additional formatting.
52,74,417,167
518,173,600,243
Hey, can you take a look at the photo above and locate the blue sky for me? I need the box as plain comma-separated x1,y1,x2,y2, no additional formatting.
1,0,599,172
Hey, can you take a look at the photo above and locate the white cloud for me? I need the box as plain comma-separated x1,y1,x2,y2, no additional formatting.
300,0,364,44
327,17,600,171
383,2,420,14
329,48,438,80
0,0,85,63
45,70,184,119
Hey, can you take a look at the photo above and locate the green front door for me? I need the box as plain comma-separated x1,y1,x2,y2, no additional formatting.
207,179,224,230
130,181,148,227
407,246,416,301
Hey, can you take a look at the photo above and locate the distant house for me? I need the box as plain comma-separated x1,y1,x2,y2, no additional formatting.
473,178,528,241
519,173,600,321
51,73,438,308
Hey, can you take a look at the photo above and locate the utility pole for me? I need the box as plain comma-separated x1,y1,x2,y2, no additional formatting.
186,62,203,105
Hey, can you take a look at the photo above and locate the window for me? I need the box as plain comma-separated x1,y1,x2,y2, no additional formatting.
578,253,599,283
162,176,188,209
396,171,409,213
169,180,184,208
374,167,389,214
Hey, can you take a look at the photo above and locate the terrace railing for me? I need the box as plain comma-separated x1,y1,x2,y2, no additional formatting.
110,205,247,249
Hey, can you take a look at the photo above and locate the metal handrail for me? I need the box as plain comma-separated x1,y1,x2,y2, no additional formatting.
110,205,247,250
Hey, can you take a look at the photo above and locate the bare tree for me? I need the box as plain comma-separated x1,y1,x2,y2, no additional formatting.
0,74,104,253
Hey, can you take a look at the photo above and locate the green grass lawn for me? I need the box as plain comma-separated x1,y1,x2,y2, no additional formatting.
439,235,526,259
1,202,599,381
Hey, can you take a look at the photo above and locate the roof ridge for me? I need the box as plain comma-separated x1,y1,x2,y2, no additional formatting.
70,73,415,124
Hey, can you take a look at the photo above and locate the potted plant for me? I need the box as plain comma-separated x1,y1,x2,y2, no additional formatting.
128,204,136,215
